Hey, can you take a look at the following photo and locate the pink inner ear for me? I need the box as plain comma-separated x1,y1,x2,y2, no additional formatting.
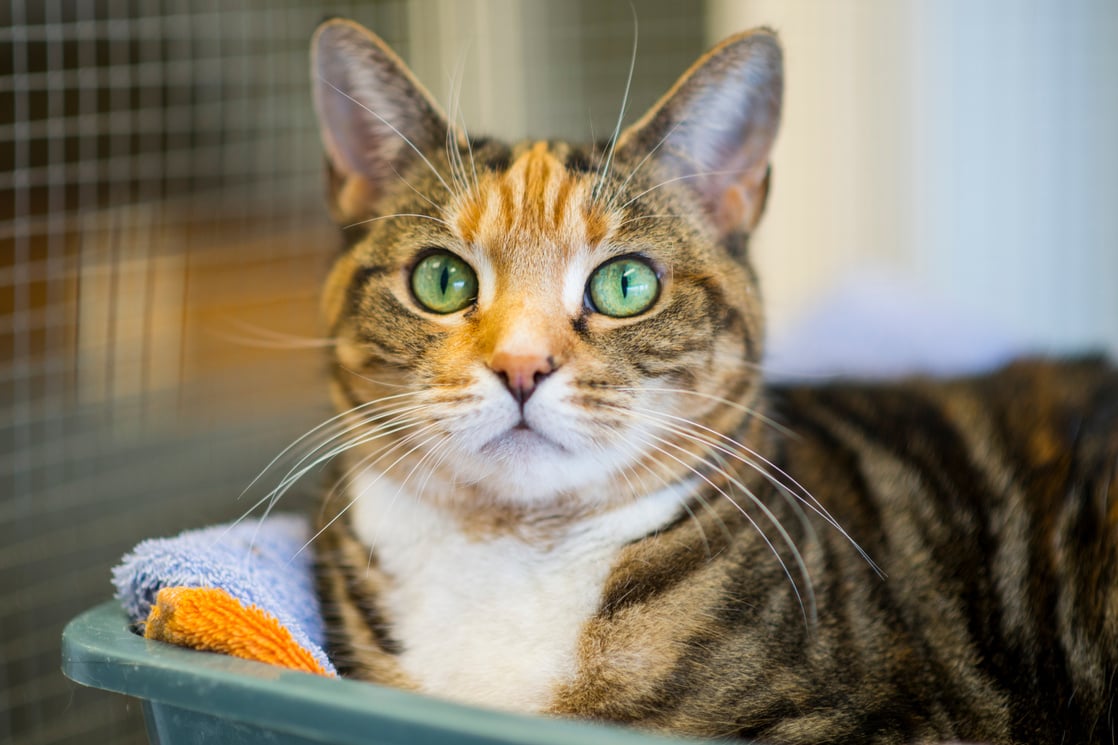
312,20,452,222
313,35,372,183
708,157,770,234
715,183,750,235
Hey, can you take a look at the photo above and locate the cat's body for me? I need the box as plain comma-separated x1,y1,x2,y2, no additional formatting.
307,19,1118,744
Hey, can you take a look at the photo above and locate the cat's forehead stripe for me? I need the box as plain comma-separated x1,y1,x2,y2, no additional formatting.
454,141,609,249
506,142,562,235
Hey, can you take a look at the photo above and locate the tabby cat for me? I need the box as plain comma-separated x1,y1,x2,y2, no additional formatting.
307,18,1118,744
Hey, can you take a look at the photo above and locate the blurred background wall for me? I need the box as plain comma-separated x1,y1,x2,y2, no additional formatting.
711,0,1118,369
1,1,1115,744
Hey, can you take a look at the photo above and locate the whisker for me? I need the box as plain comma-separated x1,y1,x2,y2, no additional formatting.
616,168,748,213
238,393,428,503
387,163,443,210
444,58,470,197
605,116,686,212
343,212,452,232
624,404,881,577
264,410,433,508
361,434,449,572
414,431,457,502
609,439,646,501
617,407,800,557
234,399,430,540
362,431,460,567
629,429,816,626
628,406,823,522
592,3,639,203
317,420,440,517
617,214,688,228
657,414,818,544
337,365,435,391
246,401,438,521
452,46,478,192
461,126,480,191
211,320,336,350
395,431,452,504
607,434,721,559
615,385,799,440
708,443,819,575
298,425,447,558
244,416,437,555
643,429,818,621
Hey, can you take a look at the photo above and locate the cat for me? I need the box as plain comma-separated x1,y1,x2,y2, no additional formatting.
306,17,1118,744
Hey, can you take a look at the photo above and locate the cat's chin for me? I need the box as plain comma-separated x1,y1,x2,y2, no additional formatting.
475,427,582,502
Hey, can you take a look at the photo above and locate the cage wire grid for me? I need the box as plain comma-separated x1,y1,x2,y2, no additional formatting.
0,2,706,743
0,2,402,743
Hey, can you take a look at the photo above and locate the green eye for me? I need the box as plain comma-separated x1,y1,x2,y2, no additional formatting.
587,257,660,317
410,252,478,313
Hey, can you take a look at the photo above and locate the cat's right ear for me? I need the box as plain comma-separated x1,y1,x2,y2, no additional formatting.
617,29,782,236
312,19,450,224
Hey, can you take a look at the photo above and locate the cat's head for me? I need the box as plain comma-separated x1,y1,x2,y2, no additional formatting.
311,19,781,513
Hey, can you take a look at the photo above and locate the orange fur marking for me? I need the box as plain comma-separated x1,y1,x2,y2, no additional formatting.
453,142,610,252
505,143,565,237
144,586,334,677
455,184,487,244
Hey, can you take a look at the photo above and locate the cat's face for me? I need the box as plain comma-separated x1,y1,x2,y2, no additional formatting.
313,20,781,510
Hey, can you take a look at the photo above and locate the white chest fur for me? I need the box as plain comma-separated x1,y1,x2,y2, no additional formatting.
348,472,688,712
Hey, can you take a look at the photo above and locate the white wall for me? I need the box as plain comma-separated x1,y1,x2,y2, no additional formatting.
709,0,1118,359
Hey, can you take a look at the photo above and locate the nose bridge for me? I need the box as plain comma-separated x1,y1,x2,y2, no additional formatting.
482,290,562,361
480,290,571,404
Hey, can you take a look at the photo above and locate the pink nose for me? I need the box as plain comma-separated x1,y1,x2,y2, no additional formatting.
489,351,556,404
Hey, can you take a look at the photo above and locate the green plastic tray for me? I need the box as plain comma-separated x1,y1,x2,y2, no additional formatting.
62,602,701,745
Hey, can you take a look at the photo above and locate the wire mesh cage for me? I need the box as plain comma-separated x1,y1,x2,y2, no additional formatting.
0,2,705,743
0,3,381,741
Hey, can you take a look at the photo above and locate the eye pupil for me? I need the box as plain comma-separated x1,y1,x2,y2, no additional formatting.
621,272,629,298
440,265,450,295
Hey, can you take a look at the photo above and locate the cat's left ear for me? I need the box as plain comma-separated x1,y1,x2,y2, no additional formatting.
312,19,451,224
617,29,782,235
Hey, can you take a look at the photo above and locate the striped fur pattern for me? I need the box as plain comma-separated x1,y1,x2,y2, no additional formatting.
307,19,1118,743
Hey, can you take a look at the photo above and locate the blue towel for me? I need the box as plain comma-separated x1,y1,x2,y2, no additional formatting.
112,513,336,676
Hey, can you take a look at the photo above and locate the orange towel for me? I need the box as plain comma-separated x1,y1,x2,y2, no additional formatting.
145,586,334,677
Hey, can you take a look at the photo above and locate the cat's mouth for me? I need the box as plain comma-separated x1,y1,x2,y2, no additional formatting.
482,419,568,455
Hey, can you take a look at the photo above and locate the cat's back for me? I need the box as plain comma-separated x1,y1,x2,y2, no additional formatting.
762,356,1118,743
769,356,1118,542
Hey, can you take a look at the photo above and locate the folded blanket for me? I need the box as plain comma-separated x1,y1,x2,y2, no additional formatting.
112,514,336,677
